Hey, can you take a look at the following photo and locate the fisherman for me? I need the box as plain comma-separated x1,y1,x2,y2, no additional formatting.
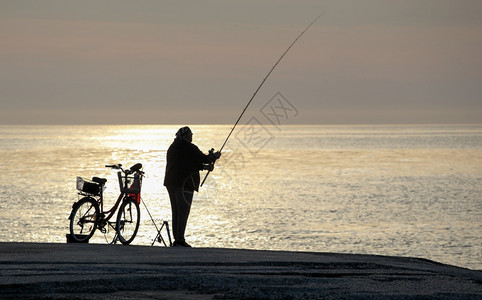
164,126,221,247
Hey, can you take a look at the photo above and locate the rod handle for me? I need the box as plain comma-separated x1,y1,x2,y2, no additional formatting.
200,170,211,187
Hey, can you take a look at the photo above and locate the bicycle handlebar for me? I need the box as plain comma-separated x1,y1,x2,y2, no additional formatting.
105,164,122,169
105,163,144,175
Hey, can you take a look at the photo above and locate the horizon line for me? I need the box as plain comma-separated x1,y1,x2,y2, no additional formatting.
1,122,481,126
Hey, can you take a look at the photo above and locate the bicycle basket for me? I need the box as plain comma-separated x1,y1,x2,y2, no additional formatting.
76,177,102,195
118,172,142,194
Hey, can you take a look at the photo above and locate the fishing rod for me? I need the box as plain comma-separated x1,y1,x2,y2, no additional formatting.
201,12,324,187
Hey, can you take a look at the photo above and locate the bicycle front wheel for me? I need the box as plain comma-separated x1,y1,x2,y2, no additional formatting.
69,197,99,242
116,197,140,245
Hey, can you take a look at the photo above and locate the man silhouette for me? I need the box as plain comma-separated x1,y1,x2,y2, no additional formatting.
164,126,221,247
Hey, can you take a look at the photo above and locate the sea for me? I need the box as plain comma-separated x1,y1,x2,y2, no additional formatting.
0,124,481,270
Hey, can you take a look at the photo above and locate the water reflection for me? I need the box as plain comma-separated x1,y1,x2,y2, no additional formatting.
0,125,480,270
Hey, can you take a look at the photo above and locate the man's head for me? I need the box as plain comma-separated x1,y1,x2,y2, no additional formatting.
175,126,193,142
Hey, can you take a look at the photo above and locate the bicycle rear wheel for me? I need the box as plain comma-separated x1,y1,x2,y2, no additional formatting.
116,197,140,245
69,197,99,242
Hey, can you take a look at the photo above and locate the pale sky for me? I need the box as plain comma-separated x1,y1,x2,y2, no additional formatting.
1,0,481,125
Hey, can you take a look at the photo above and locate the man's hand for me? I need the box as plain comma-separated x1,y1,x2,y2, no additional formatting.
208,148,221,162
203,163,214,171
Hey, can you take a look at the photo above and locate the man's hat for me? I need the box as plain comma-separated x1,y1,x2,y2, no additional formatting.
176,126,192,138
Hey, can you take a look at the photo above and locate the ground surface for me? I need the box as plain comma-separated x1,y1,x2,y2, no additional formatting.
0,242,481,299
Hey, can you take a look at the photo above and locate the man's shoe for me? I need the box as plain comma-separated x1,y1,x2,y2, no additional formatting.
177,240,192,247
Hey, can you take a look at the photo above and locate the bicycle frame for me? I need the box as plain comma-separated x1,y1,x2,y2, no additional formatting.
96,184,126,223
98,168,141,221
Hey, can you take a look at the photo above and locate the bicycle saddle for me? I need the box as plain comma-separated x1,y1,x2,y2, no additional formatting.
130,163,143,172
92,177,107,185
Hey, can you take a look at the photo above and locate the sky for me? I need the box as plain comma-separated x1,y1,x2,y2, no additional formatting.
1,0,481,125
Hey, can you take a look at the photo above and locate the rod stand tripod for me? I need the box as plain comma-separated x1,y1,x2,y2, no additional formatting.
140,197,172,247
151,220,172,247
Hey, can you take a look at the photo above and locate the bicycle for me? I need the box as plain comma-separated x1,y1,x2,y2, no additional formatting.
68,163,144,245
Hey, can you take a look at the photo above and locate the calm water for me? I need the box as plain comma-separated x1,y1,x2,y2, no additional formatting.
0,124,481,270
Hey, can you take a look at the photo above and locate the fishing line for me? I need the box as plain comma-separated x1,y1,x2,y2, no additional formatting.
201,12,324,187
